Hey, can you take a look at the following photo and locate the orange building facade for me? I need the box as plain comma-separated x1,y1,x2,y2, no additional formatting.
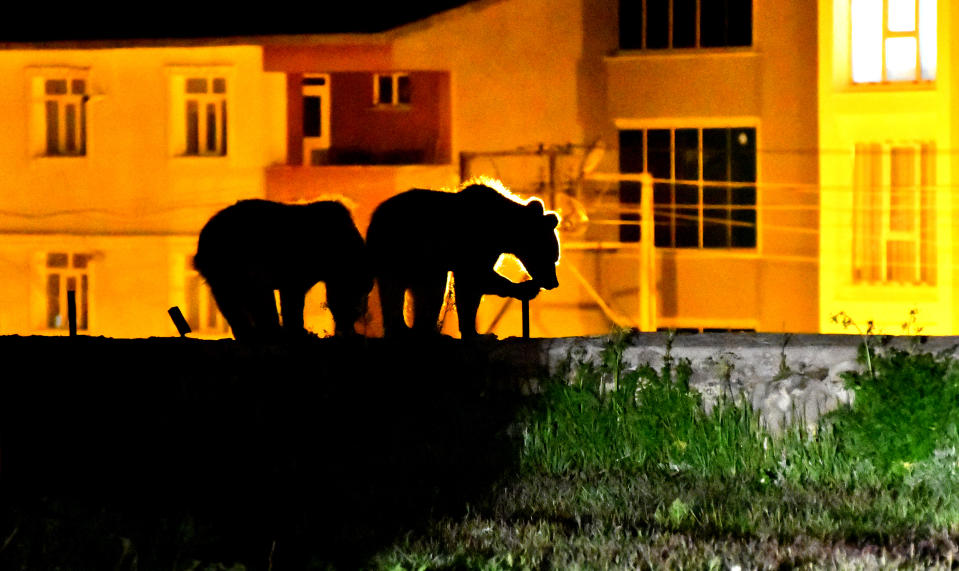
0,1,948,338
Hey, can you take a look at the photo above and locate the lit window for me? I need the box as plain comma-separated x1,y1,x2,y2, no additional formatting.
35,73,88,156
183,76,227,156
185,257,230,335
618,127,756,248
374,73,411,106
45,252,90,330
852,142,936,284
851,0,936,83
618,0,752,50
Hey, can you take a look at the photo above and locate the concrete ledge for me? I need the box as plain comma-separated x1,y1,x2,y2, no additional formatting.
492,332,959,433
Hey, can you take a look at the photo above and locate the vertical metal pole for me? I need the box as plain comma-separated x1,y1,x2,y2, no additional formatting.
639,173,657,332
67,289,77,337
522,299,530,339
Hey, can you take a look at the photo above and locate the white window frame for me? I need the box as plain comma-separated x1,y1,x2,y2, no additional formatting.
167,66,233,158
373,72,411,106
43,252,91,332
850,0,937,83
302,73,331,165
852,141,935,285
27,67,89,158
183,255,230,336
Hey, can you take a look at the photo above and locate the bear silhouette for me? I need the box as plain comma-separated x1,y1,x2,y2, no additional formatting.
194,199,372,341
366,183,560,338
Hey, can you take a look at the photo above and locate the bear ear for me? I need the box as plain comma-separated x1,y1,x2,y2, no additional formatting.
545,213,559,229
526,199,544,215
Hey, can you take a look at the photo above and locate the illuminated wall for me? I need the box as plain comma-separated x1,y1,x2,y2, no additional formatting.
0,45,287,337
818,0,954,335
601,0,820,333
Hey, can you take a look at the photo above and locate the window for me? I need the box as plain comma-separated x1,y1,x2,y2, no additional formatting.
619,0,752,50
185,257,230,335
374,73,411,106
302,74,331,165
183,76,227,156
851,0,936,83
31,71,88,157
852,142,936,284
619,127,757,248
45,252,90,331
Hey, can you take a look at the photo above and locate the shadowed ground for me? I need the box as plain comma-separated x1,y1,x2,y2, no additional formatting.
0,335,527,569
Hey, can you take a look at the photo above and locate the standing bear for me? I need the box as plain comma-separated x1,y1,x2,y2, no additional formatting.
366,181,560,338
194,199,372,341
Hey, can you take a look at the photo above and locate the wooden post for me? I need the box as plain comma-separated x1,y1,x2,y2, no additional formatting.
168,306,192,337
67,289,77,337
522,299,530,339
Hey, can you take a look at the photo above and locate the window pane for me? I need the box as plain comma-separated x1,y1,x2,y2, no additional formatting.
702,129,729,181
70,79,86,95
646,0,668,48
397,74,411,104
730,128,756,182
851,0,883,83
72,253,89,269
47,252,68,268
206,103,217,152
700,0,725,47
618,130,644,173
65,104,76,153
302,76,327,86
726,0,752,46
886,37,918,81
647,129,671,179
377,75,393,104
186,78,207,94
47,274,61,328
45,100,59,155
887,240,917,282
186,274,201,330
675,183,699,247
79,274,88,330
674,129,699,181
186,100,199,155
45,79,67,95
220,101,228,156
673,0,696,48
303,96,321,137
890,146,917,232
888,0,916,32
731,186,757,247
212,77,226,94
653,182,672,246
919,0,937,80
618,129,644,243
618,0,643,49
703,184,729,247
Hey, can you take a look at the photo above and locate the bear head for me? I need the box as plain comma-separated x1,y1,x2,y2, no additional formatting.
513,199,560,291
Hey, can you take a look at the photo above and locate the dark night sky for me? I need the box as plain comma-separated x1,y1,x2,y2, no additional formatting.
0,2,476,42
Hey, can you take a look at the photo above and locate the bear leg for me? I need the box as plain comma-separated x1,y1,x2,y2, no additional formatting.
206,283,254,341
245,287,282,342
453,278,483,339
376,275,410,337
326,279,366,336
278,287,306,336
409,270,449,335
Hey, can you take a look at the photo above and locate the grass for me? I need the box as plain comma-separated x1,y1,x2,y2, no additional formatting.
375,331,959,569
